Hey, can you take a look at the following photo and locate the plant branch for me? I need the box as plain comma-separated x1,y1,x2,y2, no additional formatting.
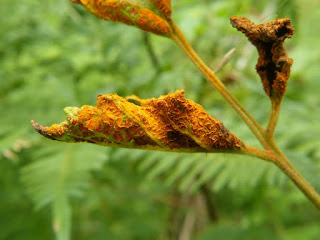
275,158,320,210
241,145,320,210
169,22,269,150
265,138,304,184
143,32,161,71
266,99,281,138
168,22,320,210
214,47,236,73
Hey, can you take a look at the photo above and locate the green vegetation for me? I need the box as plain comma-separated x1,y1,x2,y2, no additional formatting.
1,0,319,239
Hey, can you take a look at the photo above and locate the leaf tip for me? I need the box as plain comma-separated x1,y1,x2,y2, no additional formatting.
31,120,65,140
31,120,44,134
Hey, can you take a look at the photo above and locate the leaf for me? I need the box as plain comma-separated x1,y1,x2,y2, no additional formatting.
178,155,210,191
71,0,173,36
230,16,294,100
154,0,172,20
134,152,290,193
20,144,107,239
31,90,244,153
145,154,179,180
164,155,196,186
53,195,71,240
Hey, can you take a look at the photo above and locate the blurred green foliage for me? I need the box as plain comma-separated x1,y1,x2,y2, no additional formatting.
1,0,320,239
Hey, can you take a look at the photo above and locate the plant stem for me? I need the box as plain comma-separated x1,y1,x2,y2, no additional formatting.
241,146,320,210
275,158,320,210
266,99,281,138
265,137,297,172
143,32,160,71
169,22,320,211
169,23,269,150
264,107,298,175
240,145,276,163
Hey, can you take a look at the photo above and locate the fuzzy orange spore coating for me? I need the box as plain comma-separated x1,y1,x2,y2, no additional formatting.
46,124,65,136
141,90,243,149
67,93,156,145
154,0,171,19
137,8,171,35
80,0,136,26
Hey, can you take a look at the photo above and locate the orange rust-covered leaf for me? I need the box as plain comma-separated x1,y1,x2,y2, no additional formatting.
154,0,171,20
230,16,294,100
71,0,172,36
31,90,244,152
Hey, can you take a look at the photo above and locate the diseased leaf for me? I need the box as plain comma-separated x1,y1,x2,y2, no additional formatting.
31,90,244,152
154,0,171,20
230,16,294,100
71,0,172,36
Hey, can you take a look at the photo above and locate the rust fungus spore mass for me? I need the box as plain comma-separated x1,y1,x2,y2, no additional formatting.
230,16,294,99
31,90,244,152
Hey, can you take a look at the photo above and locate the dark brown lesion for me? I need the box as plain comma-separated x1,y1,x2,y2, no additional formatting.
166,130,200,149
230,16,294,99
30,120,55,140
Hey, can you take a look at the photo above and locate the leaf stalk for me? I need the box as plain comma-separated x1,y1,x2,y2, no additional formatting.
169,21,320,211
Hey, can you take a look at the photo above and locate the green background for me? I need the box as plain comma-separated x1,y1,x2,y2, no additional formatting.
1,0,319,239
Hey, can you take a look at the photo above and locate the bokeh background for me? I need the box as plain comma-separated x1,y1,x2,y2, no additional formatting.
1,0,320,239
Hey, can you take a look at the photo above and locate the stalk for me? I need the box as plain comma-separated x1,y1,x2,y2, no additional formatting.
241,146,320,210
266,99,281,138
169,23,269,149
169,21,320,211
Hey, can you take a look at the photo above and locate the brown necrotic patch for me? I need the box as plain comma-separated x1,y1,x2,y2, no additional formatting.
230,16,294,99
140,90,244,149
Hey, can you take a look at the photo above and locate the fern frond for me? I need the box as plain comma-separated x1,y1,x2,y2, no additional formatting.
179,155,212,192
164,155,197,186
146,154,181,180
135,152,288,193
20,143,107,239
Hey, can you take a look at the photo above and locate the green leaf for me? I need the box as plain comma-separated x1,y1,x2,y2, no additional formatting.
20,144,107,239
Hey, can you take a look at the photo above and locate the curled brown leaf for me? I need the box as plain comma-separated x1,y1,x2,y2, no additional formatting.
230,16,294,100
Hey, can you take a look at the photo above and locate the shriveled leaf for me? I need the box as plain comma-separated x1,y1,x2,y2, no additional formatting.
230,16,294,100
31,90,244,153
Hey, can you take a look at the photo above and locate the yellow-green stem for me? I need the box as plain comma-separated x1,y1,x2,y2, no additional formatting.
264,100,297,173
266,137,303,177
169,22,320,210
275,157,320,210
241,146,320,210
266,99,281,138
